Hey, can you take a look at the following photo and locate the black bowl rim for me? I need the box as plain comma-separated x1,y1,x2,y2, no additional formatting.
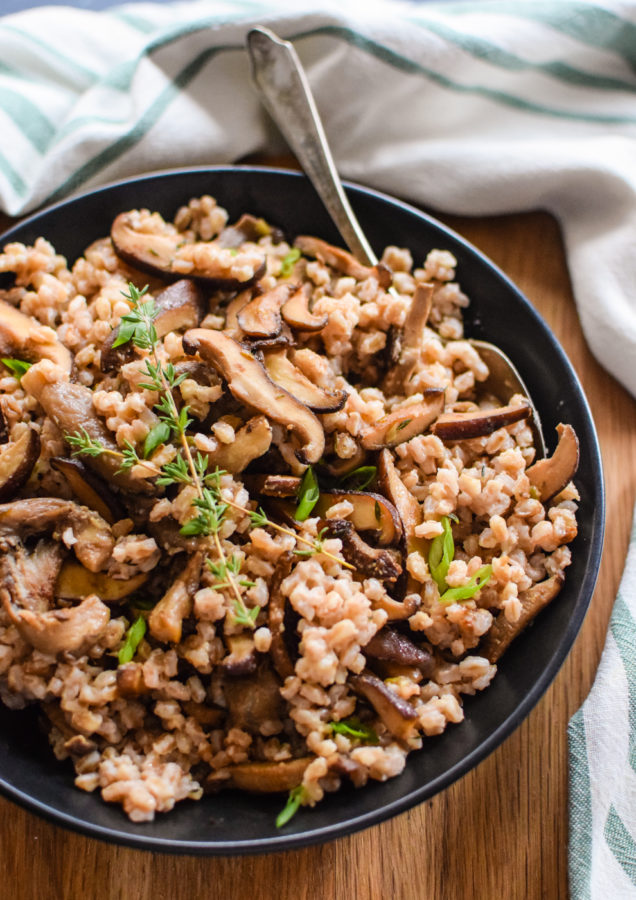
0,165,605,855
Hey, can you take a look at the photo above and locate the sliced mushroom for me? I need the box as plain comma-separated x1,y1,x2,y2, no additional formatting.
209,757,312,793
383,283,434,395
262,349,347,413
370,592,421,622
237,283,292,338
0,498,114,573
0,298,72,373
361,390,444,450
101,280,206,373
2,591,110,656
244,474,301,498
527,423,579,502
481,574,564,663
268,551,295,680
148,551,203,644
0,404,9,444
31,381,153,494
0,425,40,503
294,236,392,288
376,450,423,548
111,211,266,289
222,633,258,676
205,415,272,474
321,444,367,479
223,666,283,734
51,457,125,525
431,400,531,441
364,628,434,677
116,663,147,698
182,329,325,465
0,539,64,614
223,288,253,339
314,490,402,546
55,559,149,602
218,213,278,248
350,671,419,742
281,285,328,333
325,519,402,582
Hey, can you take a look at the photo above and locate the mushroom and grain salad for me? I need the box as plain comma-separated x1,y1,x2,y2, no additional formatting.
0,195,579,825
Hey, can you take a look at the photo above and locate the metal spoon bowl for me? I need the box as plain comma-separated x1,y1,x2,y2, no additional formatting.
246,26,546,457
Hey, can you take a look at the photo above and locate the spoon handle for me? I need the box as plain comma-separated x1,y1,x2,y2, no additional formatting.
246,26,377,267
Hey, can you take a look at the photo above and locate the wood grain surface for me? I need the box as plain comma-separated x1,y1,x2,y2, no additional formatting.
0,205,633,900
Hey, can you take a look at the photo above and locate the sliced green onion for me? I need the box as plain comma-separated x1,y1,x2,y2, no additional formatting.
143,421,171,459
276,784,307,828
439,565,493,605
280,247,301,277
295,466,319,521
1,358,32,378
330,717,379,744
117,615,147,665
338,465,377,491
428,515,456,592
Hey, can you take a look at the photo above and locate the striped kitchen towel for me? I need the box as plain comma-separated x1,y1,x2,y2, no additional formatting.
0,0,635,398
569,509,636,899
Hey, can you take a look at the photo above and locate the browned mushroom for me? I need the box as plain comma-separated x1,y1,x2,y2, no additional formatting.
376,449,423,550
320,444,367,479
431,400,531,441
116,663,147,698
361,390,444,450
267,551,295,680
350,672,419,741
281,285,328,333
313,490,403,546
222,633,258,676
371,592,421,622
236,283,292,338
205,415,273,474
222,288,252,339
148,551,203,644
2,591,110,656
55,559,149,602
481,574,564,663
0,425,40,503
383,283,434,395
527,423,579,501
364,628,434,677
101,280,206,372
223,666,284,734
218,213,278,248
294,236,392,288
51,457,125,525
244,474,301,498
262,349,347,413
111,211,266,289
27,381,153,494
208,757,312,793
0,498,114,573
324,519,402,582
0,298,72,373
182,329,325,465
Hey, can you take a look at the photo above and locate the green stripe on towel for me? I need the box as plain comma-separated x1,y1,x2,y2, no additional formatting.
604,806,636,887
568,707,594,900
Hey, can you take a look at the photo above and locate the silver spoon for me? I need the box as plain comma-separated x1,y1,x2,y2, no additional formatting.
246,26,546,457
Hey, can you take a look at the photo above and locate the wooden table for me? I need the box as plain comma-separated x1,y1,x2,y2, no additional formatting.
0,205,634,900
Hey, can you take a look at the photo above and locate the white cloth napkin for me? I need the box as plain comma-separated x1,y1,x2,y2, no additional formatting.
0,1,634,894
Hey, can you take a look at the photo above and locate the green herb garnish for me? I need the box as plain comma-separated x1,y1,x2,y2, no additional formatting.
396,418,412,431
143,421,171,459
111,284,154,348
439,565,493,605
1,358,32,378
338,465,376,491
276,784,307,828
295,466,319,521
330,717,379,744
118,615,147,665
428,514,457,593
280,247,301,277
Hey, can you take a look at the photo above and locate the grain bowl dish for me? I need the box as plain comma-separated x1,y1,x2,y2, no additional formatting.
0,189,580,828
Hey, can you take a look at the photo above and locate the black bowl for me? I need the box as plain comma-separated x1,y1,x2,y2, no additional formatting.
0,166,604,854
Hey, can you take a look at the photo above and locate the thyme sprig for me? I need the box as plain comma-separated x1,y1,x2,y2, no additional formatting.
66,282,353,627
